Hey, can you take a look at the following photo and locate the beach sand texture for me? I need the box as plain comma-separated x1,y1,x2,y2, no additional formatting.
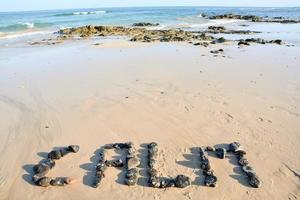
0,40,299,200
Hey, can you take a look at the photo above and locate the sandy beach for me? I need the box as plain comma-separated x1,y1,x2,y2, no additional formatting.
0,33,299,199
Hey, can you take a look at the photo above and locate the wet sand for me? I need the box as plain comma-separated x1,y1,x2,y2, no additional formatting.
0,39,300,200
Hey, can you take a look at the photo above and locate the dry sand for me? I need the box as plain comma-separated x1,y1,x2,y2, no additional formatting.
0,39,299,200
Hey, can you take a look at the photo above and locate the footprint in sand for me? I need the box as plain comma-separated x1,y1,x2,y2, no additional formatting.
0,175,7,186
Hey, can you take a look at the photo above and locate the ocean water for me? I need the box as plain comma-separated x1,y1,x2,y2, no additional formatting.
0,7,300,39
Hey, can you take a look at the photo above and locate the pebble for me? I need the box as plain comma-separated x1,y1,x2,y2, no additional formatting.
127,157,140,169
67,145,80,153
126,168,138,178
93,171,104,188
160,178,175,188
125,177,138,186
200,158,211,171
96,162,107,172
215,148,226,159
174,175,191,188
48,150,62,160
242,166,256,177
33,163,51,177
149,176,161,188
105,159,124,167
249,174,262,188
206,146,215,151
37,177,52,187
204,175,217,187
50,177,72,186
229,142,243,153
238,158,249,166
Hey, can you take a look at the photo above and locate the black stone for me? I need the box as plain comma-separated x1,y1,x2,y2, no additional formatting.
174,175,191,188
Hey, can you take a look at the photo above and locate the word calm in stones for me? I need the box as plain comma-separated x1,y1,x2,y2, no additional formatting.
30,142,261,188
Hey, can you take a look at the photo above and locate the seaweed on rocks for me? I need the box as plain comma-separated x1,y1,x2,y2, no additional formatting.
58,25,215,43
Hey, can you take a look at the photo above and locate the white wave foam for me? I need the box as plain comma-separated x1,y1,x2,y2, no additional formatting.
197,13,205,18
190,19,246,27
73,10,106,15
18,22,35,28
0,30,52,40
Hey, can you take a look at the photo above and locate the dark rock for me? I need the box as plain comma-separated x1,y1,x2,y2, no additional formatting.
148,142,158,149
203,170,214,176
32,174,43,183
249,174,262,188
50,177,72,186
238,158,249,166
125,176,138,186
103,144,114,149
93,171,104,188
193,42,209,47
132,22,159,27
211,37,227,44
126,168,138,178
210,50,220,54
37,177,52,187
105,159,124,167
270,39,282,45
229,142,243,153
149,176,160,188
215,148,226,159
96,162,107,172
236,150,247,158
204,175,217,187
174,175,191,188
33,163,51,177
160,178,175,188
48,150,62,160
208,26,226,32
33,159,55,174
209,14,262,22
68,145,80,153
242,165,256,176
58,25,215,43
113,142,133,149
206,146,215,151
200,158,211,171
238,40,250,46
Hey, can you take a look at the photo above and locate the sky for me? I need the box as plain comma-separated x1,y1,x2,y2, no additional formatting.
1,0,300,12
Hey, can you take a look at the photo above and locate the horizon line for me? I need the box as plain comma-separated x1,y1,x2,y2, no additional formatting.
1,5,300,13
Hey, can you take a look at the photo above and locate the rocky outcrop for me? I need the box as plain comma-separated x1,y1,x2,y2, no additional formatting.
58,25,215,43
238,38,283,45
132,22,159,27
208,14,300,23
209,14,262,22
205,26,261,35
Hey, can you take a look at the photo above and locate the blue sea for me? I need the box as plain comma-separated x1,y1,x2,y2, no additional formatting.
0,7,300,39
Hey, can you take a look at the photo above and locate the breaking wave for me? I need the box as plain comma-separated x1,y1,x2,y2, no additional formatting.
0,22,52,32
54,10,107,17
